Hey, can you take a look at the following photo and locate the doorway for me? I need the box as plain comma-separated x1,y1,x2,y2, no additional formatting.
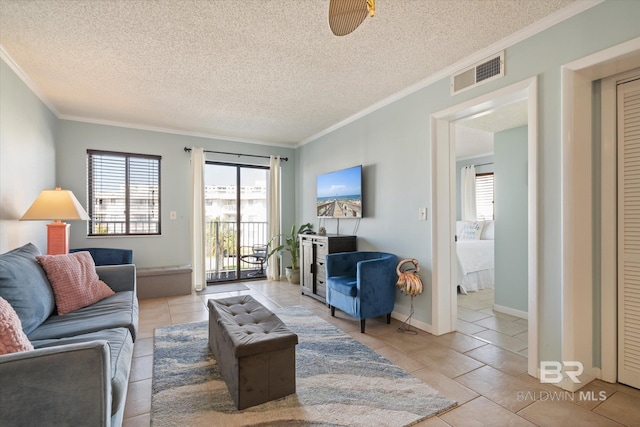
608,73,640,389
204,162,269,283
561,38,640,388
431,77,539,376
453,105,529,358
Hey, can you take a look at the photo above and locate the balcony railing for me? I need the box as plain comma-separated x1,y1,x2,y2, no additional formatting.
205,220,268,282
89,219,268,282
89,220,159,235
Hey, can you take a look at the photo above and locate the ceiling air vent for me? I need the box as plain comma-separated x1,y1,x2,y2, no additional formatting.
451,51,504,95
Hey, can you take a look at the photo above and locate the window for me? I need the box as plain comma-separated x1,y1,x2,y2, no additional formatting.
475,172,494,220
87,150,161,236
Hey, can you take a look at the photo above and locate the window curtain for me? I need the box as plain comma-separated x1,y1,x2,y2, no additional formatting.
267,156,281,281
461,165,477,221
190,147,206,291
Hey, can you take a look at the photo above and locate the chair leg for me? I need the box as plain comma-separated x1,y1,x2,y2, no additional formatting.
360,319,366,333
330,306,335,317
386,313,391,324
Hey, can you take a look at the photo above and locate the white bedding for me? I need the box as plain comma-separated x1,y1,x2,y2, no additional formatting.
457,239,494,293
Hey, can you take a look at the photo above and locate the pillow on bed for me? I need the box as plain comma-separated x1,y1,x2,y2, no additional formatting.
460,221,485,240
480,220,495,240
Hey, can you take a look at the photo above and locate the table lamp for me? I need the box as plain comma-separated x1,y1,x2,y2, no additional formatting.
20,186,91,255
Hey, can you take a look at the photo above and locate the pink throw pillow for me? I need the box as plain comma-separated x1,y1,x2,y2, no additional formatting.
0,296,34,354
36,252,115,315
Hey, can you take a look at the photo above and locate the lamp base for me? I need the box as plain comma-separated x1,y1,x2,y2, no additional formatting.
47,221,70,255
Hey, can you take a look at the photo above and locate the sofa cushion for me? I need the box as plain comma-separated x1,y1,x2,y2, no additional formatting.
27,291,139,342
36,252,115,315
327,276,358,297
0,243,55,334
0,296,34,354
32,327,134,416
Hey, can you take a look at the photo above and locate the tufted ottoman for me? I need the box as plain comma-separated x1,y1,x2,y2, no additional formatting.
207,295,298,409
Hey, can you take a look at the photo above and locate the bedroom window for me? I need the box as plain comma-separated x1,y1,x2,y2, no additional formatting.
87,150,161,236
475,172,494,220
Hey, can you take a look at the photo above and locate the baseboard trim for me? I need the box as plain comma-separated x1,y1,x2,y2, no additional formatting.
493,304,528,320
391,311,433,334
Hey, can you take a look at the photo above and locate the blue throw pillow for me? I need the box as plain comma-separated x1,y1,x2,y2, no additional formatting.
0,243,55,334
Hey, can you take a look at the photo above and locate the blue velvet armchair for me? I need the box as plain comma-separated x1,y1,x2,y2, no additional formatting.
326,251,398,333
70,248,133,266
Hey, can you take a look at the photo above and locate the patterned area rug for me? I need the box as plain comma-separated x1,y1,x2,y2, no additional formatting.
152,306,456,426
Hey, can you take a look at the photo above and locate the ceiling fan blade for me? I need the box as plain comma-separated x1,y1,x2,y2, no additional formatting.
328,0,372,36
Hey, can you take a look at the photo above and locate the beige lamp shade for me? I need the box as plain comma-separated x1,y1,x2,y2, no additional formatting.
20,187,90,255
20,187,90,221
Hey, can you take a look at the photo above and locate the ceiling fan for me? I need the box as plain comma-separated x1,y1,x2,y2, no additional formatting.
328,0,376,36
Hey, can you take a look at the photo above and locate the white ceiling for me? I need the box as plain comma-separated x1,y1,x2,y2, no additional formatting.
0,0,586,146
455,100,529,159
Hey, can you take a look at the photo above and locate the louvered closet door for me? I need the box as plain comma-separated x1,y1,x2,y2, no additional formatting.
618,77,640,389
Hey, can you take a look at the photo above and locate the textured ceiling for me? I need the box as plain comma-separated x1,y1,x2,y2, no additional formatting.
454,100,528,159
0,0,583,146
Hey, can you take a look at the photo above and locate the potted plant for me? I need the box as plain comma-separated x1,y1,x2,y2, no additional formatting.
267,223,313,283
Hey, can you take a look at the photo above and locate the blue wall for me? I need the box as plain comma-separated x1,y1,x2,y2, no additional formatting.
295,1,640,363
494,126,528,314
2,0,640,368
0,58,296,268
55,120,295,268
0,60,57,254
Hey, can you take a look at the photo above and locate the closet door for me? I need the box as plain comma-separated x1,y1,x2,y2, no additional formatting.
618,77,640,389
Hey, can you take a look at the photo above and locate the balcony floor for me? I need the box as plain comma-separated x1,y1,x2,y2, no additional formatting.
206,268,266,283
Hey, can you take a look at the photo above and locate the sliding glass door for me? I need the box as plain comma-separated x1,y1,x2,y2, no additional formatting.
204,162,269,283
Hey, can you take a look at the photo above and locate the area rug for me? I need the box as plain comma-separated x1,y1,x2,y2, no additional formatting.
152,306,456,427
197,283,249,295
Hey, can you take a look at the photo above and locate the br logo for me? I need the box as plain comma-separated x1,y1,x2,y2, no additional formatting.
540,361,584,384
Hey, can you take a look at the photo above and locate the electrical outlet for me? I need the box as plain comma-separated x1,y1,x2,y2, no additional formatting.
170,211,177,220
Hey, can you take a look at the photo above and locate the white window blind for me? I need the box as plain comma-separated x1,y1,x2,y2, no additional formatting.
87,150,161,235
476,173,494,221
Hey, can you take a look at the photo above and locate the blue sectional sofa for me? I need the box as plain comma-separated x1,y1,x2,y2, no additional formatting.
0,243,139,427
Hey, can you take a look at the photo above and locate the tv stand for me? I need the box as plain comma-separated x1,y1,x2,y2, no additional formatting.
299,234,357,303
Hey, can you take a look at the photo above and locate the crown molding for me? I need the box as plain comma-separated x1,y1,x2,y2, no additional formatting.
1,43,293,148
297,0,603,147
2,0,603,150
57,114,296,148
0,44,60,116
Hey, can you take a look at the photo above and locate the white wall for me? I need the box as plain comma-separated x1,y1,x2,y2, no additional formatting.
0,60,57,254
295,0,640,362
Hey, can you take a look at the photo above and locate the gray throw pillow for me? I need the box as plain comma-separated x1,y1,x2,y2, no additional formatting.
0,243,55,334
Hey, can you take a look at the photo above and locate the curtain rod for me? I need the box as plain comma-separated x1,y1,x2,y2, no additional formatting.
183,147,288,162
466,162,493,167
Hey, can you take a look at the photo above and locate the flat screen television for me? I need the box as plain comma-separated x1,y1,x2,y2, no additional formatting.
317,165,363,218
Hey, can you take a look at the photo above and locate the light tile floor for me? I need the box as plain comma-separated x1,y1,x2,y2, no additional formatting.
123,280,640,426
457,288,529,357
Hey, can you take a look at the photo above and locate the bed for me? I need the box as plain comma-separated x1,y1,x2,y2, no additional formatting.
456,220,495,294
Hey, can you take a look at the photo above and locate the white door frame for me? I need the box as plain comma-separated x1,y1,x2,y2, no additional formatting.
581,39,640,384
561,37,640,390
430,76,539,377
